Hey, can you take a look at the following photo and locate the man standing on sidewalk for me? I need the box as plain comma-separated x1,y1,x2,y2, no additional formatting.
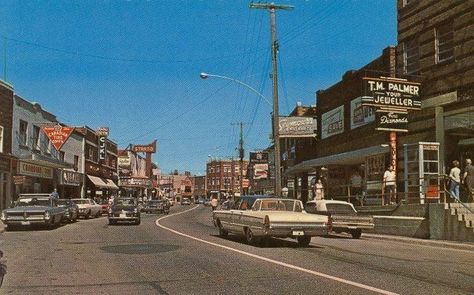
462,158,474,202
382,165,396,205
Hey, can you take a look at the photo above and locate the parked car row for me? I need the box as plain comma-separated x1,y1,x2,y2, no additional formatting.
212,196,375,247
0,194,106,231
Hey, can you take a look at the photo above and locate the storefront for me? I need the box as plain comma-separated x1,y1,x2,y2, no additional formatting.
0,155,13,210
86,174,119,201
15,160,55,194
58,169,84,199
118,177,152,199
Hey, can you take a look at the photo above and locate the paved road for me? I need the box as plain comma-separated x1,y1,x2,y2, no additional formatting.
1,205,473,294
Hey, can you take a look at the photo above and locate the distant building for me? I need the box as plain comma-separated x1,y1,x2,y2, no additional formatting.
206,159,249,198
192,175,206,200
118,149,152,198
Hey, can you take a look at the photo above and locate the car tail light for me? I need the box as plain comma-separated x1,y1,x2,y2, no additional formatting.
264,215,270,229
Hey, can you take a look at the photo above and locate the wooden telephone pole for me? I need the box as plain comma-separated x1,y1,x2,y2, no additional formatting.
250,2,294,196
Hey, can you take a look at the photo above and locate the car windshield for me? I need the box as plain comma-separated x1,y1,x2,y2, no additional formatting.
16,198,51,207
259,200,301,212
72,199,90,204
56,200,69,206
326,203,357,215
115,199,135,205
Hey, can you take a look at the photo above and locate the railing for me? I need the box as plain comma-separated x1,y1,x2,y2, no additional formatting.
299,174,473,207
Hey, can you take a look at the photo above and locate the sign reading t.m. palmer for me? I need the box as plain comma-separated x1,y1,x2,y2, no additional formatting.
321,105,344,139
361,77,421,110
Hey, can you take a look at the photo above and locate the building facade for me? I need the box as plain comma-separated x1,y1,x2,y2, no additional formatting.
78,127,118,201
192,175,206,201
0,80,14,210
118,149,152,198
12,95,71,196
206,159,249,198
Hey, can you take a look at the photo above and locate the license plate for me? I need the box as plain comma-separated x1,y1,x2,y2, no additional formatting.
292,230,304,236
21,221,30,225
119,213,126,218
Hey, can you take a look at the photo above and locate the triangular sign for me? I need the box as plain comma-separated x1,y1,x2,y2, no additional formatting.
42,125,74,151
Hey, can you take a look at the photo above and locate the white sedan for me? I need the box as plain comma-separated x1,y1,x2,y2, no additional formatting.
71,198,102,219
213,196,330,247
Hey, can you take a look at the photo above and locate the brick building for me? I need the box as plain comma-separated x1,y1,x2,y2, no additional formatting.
192,175,206,201
0,80,14,210
206,159,249,199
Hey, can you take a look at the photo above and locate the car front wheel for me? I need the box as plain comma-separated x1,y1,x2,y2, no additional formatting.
245,228,259,245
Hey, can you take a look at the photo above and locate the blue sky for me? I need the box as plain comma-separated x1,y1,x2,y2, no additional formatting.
1,0,396,175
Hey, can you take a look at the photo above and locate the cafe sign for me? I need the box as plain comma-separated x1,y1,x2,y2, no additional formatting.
361,77,421,110
375,110,409,132
60,170,82,186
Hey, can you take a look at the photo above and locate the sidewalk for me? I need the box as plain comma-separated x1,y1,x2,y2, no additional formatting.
364,232,474,251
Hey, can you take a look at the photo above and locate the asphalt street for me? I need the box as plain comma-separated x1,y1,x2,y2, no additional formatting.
1,204,473,295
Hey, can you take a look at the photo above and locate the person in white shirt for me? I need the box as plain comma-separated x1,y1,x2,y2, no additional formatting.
382,165,396,205
448,160,461,201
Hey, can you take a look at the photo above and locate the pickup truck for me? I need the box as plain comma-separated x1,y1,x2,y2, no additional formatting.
305,200,374,239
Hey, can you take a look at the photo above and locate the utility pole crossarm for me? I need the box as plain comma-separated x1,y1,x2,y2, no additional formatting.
249,3,294,10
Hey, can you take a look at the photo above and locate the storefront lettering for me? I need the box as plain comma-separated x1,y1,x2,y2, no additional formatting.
19,162,53,179
99,136,106,160
380,112,408,124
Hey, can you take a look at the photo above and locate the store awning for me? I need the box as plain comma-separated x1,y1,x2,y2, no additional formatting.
87,175,119,190
284,145,389,177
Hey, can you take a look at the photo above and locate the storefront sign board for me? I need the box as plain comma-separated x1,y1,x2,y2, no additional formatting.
250,152,268,164
375,110,409,132
18,161,53,179
351,97,375,129
132,140,157,153
279,117,317,138
362,77,421,111
321,105,344,139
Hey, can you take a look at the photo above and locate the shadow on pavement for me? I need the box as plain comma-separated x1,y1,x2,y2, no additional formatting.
211,234,324,249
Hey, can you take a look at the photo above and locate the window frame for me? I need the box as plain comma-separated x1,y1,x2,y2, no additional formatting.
435,21,454,64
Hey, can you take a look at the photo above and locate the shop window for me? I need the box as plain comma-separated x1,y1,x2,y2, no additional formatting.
0,126,3,153
19,120,28,146
32,125,40,150
403,39,419,74
435,21,454,64
74,155,79,171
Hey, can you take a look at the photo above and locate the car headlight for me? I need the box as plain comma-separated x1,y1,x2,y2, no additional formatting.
134,208,138,213
44,211,50,220
1,211,6,221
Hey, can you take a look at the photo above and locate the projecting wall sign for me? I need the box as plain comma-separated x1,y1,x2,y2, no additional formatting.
361,77,421,110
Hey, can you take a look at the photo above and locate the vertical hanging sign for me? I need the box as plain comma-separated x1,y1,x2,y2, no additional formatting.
96,127,109,162
389,132,397,172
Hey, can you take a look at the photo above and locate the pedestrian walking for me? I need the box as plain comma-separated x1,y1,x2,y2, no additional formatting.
0,250,6,288
461,158,474,202
314,178,324,201
51,188,59,199
382,165,396,205
210,197,218,211
448,160,461,201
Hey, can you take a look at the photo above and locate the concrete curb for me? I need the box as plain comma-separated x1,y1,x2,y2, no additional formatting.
363,233,474,251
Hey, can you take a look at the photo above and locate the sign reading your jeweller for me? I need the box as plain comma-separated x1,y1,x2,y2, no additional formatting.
361,77,421,110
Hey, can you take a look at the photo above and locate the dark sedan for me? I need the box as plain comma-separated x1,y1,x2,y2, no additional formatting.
108,198,140,225
144,200,170,214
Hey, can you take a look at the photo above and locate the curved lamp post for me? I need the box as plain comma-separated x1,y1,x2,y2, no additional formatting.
199,72,272,107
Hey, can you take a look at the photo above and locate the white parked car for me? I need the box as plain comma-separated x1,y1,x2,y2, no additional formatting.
213,196,330,247
71,198,102,219
305,200,374,239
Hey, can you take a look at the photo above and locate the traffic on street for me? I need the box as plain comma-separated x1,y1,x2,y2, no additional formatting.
1,204,472,294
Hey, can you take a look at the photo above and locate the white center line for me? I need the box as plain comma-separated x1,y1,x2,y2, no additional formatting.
156,206,399,295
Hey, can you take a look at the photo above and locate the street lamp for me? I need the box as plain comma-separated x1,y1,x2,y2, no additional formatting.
200,71,281,196
200,72,272,106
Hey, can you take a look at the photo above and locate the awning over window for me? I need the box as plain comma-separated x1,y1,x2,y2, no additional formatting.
284,145,389,177
87,175,119,190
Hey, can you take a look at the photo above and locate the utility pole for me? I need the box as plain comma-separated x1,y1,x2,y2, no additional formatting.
232,122,246,196
250,2,293,197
